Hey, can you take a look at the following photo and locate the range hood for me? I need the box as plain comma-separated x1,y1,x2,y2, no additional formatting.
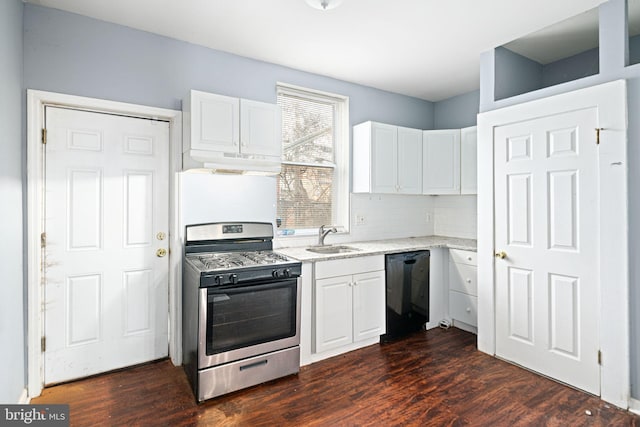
182,149,281,175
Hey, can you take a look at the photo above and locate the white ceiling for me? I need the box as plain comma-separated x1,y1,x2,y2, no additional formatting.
25,0,607,101
503,8,600,65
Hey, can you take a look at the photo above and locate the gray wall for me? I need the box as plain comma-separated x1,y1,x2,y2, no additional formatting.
23,4,434,131
0,0,25,404
630,33,640,65
495,47,600,101
494,47,543,101
434,90,480,129
542,47,600,88
481,0,640,399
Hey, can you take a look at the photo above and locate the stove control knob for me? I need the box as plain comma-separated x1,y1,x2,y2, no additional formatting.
214,275,224,286
272,270,280,279
283,269,291,278
229,274,238,285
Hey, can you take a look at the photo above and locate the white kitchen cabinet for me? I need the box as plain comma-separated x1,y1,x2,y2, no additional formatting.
460,126,478,195
353,121,422,194
314,255,385,354
182,90,281,173
240,98,282,157
422,129,460,195
448,248,477,330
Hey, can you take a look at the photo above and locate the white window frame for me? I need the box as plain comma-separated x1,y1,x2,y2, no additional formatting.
276,82,350,238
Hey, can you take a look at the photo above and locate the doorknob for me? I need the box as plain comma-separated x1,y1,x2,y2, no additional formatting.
495,251,507,259
156,248,167,257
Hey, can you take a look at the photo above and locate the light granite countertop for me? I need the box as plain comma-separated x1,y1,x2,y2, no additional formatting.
276,235,477,262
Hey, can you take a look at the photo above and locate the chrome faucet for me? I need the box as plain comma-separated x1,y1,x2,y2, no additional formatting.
318,225,337,246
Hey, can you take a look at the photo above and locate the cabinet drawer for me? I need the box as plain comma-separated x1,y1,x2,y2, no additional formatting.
449,249,477,266
449,291,477,327
315,255,384,279
448,263,477,296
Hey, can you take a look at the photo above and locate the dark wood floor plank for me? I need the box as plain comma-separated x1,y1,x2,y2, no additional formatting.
32,328,639,426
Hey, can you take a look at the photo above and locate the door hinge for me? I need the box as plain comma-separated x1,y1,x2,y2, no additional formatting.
41,336,46,353
41,232,46,248
42,128,47,145
598,350,602,365
595,128,604,145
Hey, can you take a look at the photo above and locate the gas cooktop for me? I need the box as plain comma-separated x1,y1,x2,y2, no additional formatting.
186,250,296,272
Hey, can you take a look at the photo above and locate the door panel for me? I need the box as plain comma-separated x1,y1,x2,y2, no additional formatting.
494,108,599,395
371,123,398,194
240,99,281,157
397,126,422,194
352,271,385,342
422,129,460,194
315,275,353,353
44,107,169,385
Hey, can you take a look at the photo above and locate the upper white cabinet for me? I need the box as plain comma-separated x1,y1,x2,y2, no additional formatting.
422,127,477,195
460,126,477,195
240,99,282,157
397,127,424,194
353,121,422,194
183,90,281,173
422,129,460,195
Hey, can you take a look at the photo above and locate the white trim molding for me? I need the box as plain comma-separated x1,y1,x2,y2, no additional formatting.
477,80,629,408
630,398,640,415
26,90,183,399
18,388,29,404
274,82,350,242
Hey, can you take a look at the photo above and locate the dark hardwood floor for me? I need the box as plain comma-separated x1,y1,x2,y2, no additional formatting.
33,327,639,426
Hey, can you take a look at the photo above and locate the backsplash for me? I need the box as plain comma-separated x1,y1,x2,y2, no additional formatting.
349,193,434,241
274,193,477,248
432,195,477,239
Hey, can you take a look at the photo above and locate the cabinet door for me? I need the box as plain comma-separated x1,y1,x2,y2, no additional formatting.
397,126,423,194
352,270,386,342
449,290,477,327
240,99,282,157
422,129,460,194
371,123,398,194
315,275,354,353
191,91,239,154
460,126,477,194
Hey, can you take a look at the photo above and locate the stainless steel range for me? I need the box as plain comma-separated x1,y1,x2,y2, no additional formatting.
182,222,302,402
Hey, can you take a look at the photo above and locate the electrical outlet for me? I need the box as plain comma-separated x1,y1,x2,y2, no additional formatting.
425,213,432,223
355,214,366,226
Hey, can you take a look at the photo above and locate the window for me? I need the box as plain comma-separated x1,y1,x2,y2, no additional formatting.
276,83,349,236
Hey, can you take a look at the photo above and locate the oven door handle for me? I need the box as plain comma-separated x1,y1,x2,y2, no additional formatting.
207,279,296,301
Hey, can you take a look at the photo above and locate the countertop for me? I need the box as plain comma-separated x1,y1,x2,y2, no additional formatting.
276,235,477,262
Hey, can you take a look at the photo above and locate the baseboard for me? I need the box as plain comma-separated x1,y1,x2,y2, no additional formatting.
18,388,29,404
452,319,478,335
629,398,640,415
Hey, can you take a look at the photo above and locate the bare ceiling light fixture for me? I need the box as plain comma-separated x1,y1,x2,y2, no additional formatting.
305,0,344,10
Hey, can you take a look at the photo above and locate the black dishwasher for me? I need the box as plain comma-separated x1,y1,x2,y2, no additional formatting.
381,250,430,342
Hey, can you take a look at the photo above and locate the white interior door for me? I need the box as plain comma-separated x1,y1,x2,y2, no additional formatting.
44,106,170,384
493,107,600,394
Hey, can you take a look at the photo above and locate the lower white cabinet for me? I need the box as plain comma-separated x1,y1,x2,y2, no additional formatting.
314,256,385,354
448,249,478,329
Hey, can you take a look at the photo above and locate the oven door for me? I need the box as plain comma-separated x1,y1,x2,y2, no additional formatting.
198,277,301,369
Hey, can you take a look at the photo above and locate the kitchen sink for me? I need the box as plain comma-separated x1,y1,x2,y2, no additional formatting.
306,245,359,254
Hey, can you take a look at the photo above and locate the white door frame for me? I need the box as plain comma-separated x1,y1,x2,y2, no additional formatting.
477,80,629,408
27,90,183,398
